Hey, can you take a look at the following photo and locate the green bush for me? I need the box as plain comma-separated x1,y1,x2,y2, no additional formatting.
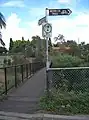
40,91,89,114
3,58,7,65
52,54,84,68
11,55,29,65
7,59,11,65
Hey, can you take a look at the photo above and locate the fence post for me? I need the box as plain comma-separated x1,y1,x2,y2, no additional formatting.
38,62,40,70
21,65,23,82
46,69,50,98
15,66,17,88
34,62,36,73
30,63,32,74
4,67,7,95
29,63,31,76
26,64,28,78
32,63,34,74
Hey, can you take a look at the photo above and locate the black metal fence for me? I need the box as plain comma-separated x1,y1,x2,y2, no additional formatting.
0,62,45,96
47,67,89,93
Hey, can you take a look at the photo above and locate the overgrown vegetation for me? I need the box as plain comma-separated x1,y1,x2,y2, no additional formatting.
8,36,47,63
0,35,50,67
40,90,89,115
40,66,89,114
40,53,89,114
40,34,89,114
52,53,85,68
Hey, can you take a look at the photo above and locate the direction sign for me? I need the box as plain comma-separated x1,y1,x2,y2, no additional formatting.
48,9,72,16
43,23,52,33
38,16,46,26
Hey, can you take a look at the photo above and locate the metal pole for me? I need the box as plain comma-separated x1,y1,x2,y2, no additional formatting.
45,8,50,98
45,8,49,70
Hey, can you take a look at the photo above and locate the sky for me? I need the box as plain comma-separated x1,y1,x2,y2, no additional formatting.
0,0,89,48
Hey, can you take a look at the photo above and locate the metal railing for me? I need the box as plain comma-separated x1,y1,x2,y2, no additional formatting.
47,67,89,93
0,62,45,96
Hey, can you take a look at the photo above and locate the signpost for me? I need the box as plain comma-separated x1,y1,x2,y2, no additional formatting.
38,7,72,97
38,8,72,70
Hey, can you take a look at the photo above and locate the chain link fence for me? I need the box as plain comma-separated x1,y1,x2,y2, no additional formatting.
47,67,89,93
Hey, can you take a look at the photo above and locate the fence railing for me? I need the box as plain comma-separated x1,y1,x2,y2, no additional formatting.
47,67,89,93
0,62,45,96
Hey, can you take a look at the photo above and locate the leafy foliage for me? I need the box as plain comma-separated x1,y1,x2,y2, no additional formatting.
0,12,6,46
40,90,89,114
9,38,14,51
52,53,84,68
0,47,8,54
7,59,11,65
11,55,29,65
0,12,6,29
3,58,7,64
8,36,47,62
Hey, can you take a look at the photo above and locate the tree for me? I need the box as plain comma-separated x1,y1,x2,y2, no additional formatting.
78,42,86,58
32,35,41,49
0,12,6,46
8,36,45,61
48,38,52,52
31,35,41,57
3,58,7,65
22,36,24,41
54,34,65,44
48,38,52,47
0,47,7,53
24,45,33,57
53,43,59,47
9,38,14,51
10,39,34,57
11,40,27,53
30,36,46,60
7,59,11,65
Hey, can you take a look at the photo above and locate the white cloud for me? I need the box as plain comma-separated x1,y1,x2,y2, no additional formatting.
57,0,78,4
50,13,89,43
1,0,25,7
2,12,89,49
57,0,79,7
2,13,29,49
29,8,45,17
57,0,71,4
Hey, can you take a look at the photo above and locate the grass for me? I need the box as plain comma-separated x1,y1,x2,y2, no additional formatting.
40,89,89,115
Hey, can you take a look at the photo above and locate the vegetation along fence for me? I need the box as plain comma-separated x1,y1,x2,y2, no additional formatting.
44,67,89,114
0,62,45,96
47,67,89,93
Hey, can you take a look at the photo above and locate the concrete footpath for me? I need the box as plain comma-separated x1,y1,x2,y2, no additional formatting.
0,68,46,114
0,111,89,120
